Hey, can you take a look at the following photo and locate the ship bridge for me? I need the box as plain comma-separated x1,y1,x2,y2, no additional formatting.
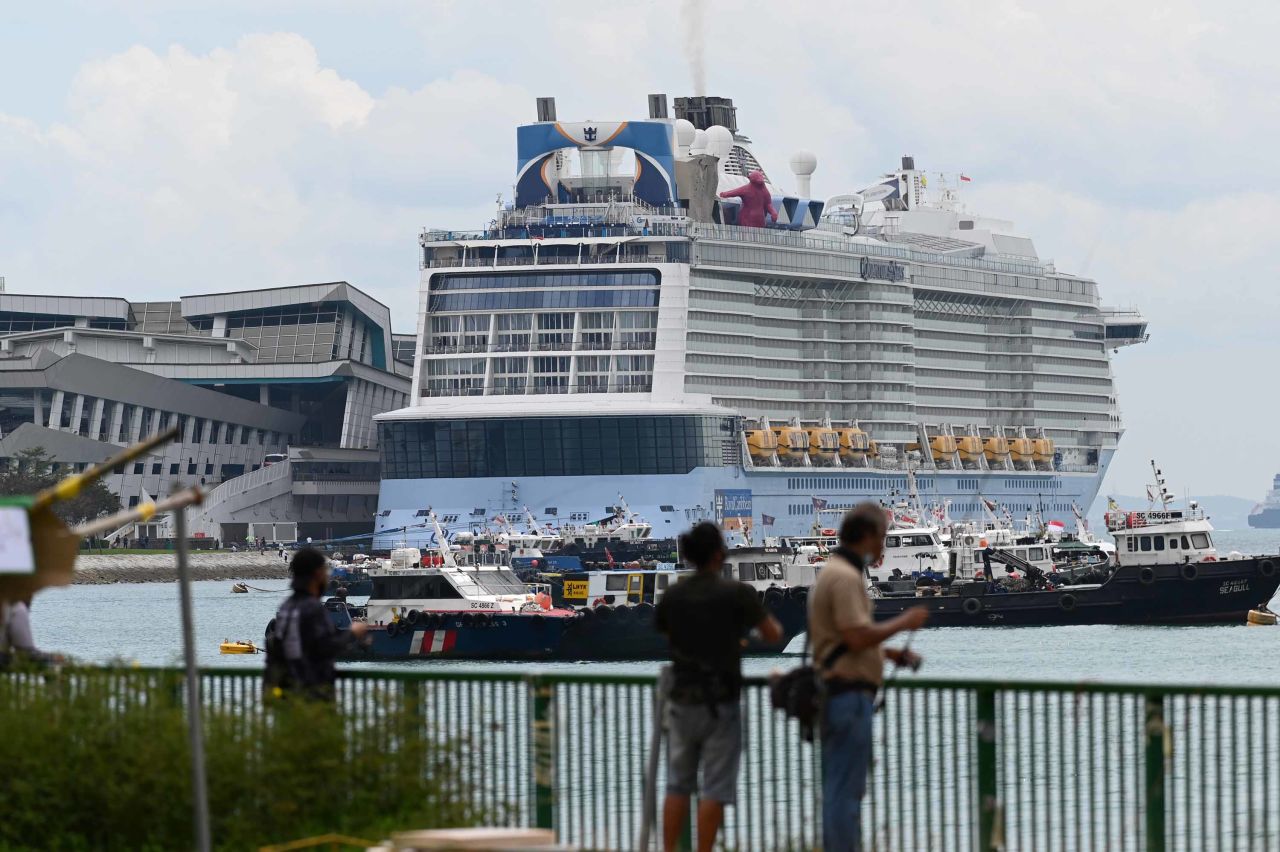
1100,307,1150,348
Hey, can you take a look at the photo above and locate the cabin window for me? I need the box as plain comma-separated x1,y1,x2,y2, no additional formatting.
1168,537,1179,550
605,575,628,591
737,563,756,581
1126,537,1136,552
905,535,934,547
1028,547,1045,562
1191,533,1210,549
1140,536,1152,552
657,575,670,589
763,562,784,579
1182,535,1191,550
1154,536,1165,551
886,536,900,548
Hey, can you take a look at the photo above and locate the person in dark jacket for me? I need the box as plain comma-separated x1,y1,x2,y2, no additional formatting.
655,522,782,852
264,547,366,701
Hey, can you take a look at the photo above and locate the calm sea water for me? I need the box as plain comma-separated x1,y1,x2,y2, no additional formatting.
29,528,1280,685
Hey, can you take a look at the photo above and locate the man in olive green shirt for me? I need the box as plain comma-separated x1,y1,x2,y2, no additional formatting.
809,502,928,851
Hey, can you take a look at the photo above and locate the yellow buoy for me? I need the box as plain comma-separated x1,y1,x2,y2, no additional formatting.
1247,609,1277,626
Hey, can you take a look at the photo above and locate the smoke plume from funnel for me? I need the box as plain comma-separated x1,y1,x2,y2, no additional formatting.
681,0,706,96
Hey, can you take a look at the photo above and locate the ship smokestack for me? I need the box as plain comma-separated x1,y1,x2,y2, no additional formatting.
901,155,915,171
673,96,738,133
536,97,557,122
648,94,669,119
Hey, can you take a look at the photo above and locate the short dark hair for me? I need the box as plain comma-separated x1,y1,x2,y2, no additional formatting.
289,547,328,592
839,502,888,547
679,521,726,569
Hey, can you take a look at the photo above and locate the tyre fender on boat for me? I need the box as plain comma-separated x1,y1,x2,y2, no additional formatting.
1059,593,1078,612
406,609,421,625
962,597,983,616
1138,567,1156,585
1180,563,1199,581
387,620,400,638
1259,560,1276,578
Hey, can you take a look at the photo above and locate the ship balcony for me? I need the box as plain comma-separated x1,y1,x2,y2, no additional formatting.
1100,307,1149,348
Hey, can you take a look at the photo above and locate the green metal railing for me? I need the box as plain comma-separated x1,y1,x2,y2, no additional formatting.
3,667,1279,850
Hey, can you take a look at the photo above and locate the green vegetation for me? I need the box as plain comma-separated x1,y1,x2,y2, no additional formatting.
0,668,499,851
0,447,119,525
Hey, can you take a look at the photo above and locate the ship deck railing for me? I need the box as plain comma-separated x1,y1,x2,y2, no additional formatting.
8,665,1277,850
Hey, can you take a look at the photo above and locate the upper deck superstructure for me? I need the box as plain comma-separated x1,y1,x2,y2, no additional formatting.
375,94,1146,546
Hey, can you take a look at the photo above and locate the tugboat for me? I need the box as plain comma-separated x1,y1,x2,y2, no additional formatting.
329,513,806,660
874,463,1280,626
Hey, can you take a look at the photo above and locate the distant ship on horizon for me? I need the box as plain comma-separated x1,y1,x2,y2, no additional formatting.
1248,474,1280,528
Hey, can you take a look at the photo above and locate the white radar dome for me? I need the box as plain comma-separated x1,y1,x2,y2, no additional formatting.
789,150,818,176
704,125,735,160
674,118,696,150
689,128,709,155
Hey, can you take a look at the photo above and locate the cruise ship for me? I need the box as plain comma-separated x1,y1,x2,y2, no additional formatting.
1249,474,1280,528
373,94,1148,547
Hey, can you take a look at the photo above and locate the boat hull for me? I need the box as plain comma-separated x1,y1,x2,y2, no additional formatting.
874,558,1280,627
333,588,809,662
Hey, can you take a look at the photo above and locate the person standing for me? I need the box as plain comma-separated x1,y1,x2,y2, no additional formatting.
264,547,366,701
809,503,928,852
654,522,783,852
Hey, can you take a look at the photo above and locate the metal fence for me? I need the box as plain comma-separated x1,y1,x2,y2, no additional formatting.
3,667,1280,850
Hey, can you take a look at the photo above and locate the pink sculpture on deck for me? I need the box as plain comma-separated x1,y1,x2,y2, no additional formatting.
719,170,776,228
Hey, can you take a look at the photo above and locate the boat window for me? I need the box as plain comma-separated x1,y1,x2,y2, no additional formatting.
885,536,900,548
1126,536,1136,552
1140,536,1152,552
763,562,784,579
657,575,669,589
905,535,933,547
737,563,755,581
1028,547,1045,562
605,574,628,591
1168,537,1179,550
1191,533,1211,549
1154,536,1165,551
1182,535,1191,550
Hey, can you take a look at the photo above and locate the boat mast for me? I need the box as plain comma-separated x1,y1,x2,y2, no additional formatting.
428,511,460,569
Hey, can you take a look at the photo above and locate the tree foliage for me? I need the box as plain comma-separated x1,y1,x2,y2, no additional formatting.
0,447,120,525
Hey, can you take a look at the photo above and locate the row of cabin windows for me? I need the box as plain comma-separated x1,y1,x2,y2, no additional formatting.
1125,533,1211,553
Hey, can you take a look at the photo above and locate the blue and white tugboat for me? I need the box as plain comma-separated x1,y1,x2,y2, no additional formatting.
329,514,806,660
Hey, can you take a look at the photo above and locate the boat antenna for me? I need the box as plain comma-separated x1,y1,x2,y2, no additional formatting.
1149,459,1174,509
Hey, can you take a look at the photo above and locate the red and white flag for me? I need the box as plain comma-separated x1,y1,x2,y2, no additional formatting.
960,174,972,183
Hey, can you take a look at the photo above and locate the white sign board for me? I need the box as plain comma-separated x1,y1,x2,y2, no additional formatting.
0,507,36,574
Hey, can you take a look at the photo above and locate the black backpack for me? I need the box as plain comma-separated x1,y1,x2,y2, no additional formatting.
262,616,295,698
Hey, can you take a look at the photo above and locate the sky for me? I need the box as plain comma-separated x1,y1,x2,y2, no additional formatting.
0,0,1276,499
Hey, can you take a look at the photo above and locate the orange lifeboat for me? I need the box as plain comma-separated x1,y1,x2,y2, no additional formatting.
1032,438,1054,464
838,427,869,462
745,429,778,460
807,428,841,465
773,426,809,463
1009,438,1034,464
983,436,1010,462
929,435,958,461
957,436,983,463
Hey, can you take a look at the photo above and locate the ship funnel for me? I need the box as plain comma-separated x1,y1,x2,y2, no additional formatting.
901,155,915,171
536,97,557,122
648,93,669,119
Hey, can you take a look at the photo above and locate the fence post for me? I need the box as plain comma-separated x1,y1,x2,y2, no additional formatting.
530,676,556,833
1144,692,1167,852
975,687,998,851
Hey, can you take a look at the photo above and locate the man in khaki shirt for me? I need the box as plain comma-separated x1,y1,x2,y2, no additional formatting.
809,502,927,852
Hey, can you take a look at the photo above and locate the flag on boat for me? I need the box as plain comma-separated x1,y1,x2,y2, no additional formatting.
1107,497,1120,513
960,174,972,182
604,547,615,568
761,514,776,526
811,497,828,511
1046,520,1066,534
982,497,998,512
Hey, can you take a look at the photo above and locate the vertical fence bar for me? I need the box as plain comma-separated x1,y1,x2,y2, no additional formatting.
976,686,997,851
529,675,556,833
1145,691,1166,852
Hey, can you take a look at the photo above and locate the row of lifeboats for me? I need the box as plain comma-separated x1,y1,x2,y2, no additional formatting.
746,425,1054,466
746,425,877,463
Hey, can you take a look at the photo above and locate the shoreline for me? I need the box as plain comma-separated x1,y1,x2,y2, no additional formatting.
73,553,291,585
